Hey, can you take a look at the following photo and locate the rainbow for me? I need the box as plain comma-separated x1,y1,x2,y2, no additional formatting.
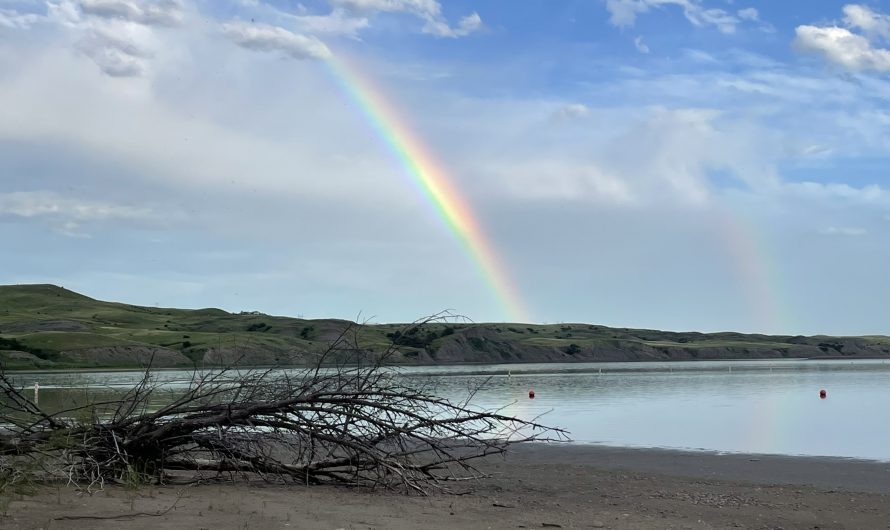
324,53,530,323
716,209,789,334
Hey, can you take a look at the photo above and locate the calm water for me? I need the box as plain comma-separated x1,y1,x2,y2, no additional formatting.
11,360,890,461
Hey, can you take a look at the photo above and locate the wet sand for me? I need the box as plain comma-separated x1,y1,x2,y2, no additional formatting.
4,444,890,529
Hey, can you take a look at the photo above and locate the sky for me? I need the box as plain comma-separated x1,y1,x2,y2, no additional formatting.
1,0,889,335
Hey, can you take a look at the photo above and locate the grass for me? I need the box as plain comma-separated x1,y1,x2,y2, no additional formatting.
1,284,888,370
13,332,145,351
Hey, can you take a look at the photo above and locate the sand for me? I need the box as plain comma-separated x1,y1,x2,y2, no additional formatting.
4,444,890,529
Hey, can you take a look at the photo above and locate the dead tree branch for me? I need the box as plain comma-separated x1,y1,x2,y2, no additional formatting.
0,316,565,494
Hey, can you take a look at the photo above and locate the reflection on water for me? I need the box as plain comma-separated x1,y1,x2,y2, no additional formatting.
9,360,890,460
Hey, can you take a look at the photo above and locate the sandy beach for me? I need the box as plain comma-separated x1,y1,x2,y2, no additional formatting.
4,444,889,529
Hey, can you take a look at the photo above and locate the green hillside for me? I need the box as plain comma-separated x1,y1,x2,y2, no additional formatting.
1,284,889,370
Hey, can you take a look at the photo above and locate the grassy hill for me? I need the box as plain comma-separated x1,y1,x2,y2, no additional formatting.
1,284,889,370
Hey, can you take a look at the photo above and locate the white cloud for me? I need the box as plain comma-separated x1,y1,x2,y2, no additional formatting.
0,8,41,29
417,11,483,38
222,22,331,60
0,38,410,210
820,226,867,236
232,0,480,40
42,1,175,78
843,4,890,41
634,35,649,53
47,1,83,27
794,25,890,72
800,144,833,157
795,5,890,72
737,7,758,22
0,191,156,236
223,3,370,39
79,0,184,27
553,103,590,120
75,25,154,77
604,0,743,34
467,104,783,207
686,6,738,33
3,3,889,331
682,48,717,63
0,191,152,220
478,158,636,204
330,0,481,38
290,8,369,38
784,181,889,205
330,0,439,16
609,107,723,204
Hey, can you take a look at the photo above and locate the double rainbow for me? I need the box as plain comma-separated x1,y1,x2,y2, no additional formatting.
325,52,789,333
325,54,530,323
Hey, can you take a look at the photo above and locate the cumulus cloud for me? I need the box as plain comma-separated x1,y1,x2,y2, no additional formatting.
41,0,178,78
79,0,184,27
330,0,482,38
794,25,890,72
634,35,650,53
0,25,414,212
843,4,890,40
3,0,889,331
222,22,331,60
604,0,746,34
795,4,890,72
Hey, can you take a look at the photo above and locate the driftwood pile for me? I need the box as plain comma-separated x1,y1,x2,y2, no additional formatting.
0,322,562,494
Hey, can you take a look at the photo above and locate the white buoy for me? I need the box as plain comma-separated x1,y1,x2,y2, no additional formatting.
33,382,39,405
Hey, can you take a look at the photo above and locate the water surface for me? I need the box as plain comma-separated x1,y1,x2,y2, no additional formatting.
12,359,890,460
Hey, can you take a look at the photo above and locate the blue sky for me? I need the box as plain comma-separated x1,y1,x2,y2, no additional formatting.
1,0,889,335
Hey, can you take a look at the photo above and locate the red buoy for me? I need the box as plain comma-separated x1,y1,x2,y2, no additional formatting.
528,389,535,399
819,389,827,399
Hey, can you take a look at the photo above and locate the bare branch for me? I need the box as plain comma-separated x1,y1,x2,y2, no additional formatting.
0,315,566,495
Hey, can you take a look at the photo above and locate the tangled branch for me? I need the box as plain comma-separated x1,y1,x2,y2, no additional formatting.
0,317,565,494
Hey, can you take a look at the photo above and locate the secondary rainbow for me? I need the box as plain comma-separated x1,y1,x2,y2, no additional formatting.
324,53,530,323
717,209,790,334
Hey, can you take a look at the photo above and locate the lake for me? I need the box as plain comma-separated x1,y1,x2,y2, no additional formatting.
10,359,890,461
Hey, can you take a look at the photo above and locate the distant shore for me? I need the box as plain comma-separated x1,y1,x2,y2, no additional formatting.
5,443,890,529
4,284,890,370
11,356,890,374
